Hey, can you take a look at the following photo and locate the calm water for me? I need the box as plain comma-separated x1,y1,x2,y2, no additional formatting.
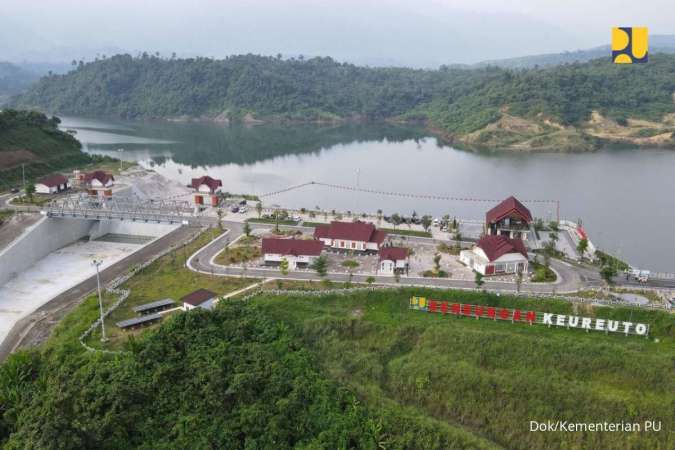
59,117,675,272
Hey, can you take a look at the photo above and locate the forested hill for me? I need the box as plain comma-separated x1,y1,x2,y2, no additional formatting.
0,110,92,189
11,53,675,150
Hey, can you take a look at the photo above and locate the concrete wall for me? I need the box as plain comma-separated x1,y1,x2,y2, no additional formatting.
0,217,179,286
88,220,177,241
0,217,93,286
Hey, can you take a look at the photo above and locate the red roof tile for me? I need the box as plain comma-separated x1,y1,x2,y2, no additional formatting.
262,238,323,256
476,235,528,262
313,221,386,243
84,170,114,186
191,176,222,193
36,174,68,187
379,246,408,261
181,288,217,306
486,196,533,224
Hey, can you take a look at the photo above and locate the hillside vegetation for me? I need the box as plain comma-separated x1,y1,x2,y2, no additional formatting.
11,53,675,150
0,109,94,189
0,286,672,449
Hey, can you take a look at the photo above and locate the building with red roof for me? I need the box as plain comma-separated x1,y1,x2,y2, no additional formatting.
485,196,533,241
378,246,409,275
181,288,218,311
314,220,387,252
262,237,324,269
190,175,223,207
35,174,69,194
459,235,528,276
83,170,114,199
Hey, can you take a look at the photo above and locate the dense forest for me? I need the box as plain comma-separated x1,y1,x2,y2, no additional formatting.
0,302,494,449
11,53,675,150
0,109,92,189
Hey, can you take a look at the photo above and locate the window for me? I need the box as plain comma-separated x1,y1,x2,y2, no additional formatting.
351,242,356,249
494,264,505,273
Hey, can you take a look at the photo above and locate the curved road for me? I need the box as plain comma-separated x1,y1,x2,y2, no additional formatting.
188,221,585,294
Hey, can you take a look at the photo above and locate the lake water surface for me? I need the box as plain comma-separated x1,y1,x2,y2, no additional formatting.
60,116,675,272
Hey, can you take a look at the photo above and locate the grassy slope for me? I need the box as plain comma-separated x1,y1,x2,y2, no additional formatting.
254,288,674,449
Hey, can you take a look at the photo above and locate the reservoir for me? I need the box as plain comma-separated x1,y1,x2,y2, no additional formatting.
60,116,675,272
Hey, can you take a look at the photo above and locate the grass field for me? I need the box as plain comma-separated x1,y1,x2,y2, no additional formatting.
251,288,674,449
78,227,259,350
380,227,432,238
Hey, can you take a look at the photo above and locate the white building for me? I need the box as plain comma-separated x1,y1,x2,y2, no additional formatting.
84,171,114,199
314,221,387,252
460,235,528,276
35,174,69,194
378,246,409,275
181,288,218,311
262,238,324,270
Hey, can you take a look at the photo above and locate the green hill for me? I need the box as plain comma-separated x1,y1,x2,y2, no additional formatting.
0,288,672,449
0,109,92,189
11,53,675,150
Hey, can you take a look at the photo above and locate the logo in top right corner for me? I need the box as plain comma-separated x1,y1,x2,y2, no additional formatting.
612,27,648,63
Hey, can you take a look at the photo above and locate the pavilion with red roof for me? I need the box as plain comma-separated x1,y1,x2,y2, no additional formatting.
190,175,222,207
314,220,387,252
459,234,528,276
485,196,533,241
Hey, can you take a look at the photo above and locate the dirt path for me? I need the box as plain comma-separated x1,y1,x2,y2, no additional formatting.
0,225,200,361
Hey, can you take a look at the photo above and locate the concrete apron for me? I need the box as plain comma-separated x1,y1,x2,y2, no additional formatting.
0,217,178,346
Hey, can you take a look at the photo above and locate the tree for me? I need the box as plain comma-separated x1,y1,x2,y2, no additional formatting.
577,238,589,261
279,258,289,276
243,221,252,237
311,255,328,278
421,215,432,233
255,202,262,218
391,213,402,230
376,209,383,225
600,264,617,285
515,269,523,293
24,183,35,203
216,208,224,230
474,271,484,289
442,214,450,229
433,253,442,275
454,231,463,248
365,276,375,285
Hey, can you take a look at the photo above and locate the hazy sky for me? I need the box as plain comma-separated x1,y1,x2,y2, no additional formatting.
1,0,673,66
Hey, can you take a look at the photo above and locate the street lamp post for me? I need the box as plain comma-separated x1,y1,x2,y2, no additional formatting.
92,258,107,342
117,148,124,171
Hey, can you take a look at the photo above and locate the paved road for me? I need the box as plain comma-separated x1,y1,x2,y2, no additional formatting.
0,225,200,362
187,221,585,294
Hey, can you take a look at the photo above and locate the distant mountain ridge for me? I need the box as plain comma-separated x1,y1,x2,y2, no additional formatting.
473,34,675,69
9,53,675,151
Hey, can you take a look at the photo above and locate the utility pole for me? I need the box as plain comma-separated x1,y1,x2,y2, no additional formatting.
92,259,107,342
22,164,25,190
117,148,124,171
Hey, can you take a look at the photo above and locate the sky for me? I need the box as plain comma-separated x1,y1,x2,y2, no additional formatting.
0,0,673,67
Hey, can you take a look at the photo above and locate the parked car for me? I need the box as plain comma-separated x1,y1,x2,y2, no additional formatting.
239,207,248,214
10,187,19,193
239,199,247,205
230,205,239,213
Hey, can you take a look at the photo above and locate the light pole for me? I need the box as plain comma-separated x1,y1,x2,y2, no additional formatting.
117,148,124,171
92,258,107,342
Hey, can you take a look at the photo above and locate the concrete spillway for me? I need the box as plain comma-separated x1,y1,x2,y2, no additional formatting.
0,217,178,345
